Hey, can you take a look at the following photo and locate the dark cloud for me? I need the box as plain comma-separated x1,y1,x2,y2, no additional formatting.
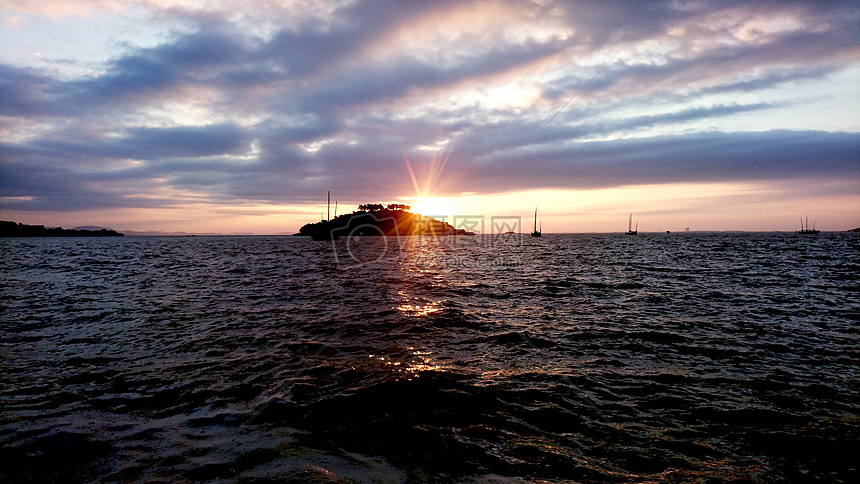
14,124,249,162
485,130,860,192
0,65,55,117
122,124,251,159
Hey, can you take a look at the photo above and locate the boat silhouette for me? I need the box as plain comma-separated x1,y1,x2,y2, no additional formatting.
309,191,340,240
625,213,638,235
531,208,542,237
796,216,820,234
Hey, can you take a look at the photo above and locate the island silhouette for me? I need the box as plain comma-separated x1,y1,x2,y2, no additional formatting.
295,204,475,240
1,221,124,237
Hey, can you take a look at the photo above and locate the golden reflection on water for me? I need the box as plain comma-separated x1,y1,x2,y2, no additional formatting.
396,301,441,317
380,239,460,377
405,348,445,373
395,235,455,274
394,280,443,318
368,347,446,377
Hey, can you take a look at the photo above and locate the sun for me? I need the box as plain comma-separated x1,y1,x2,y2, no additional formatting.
409,197,456,217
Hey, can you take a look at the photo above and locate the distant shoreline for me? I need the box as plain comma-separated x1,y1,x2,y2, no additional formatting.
0,221,123,237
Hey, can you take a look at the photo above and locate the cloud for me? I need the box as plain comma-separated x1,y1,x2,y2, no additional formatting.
486,130,860,191
0,65,56,117
15,124,249,161
1,0,858,223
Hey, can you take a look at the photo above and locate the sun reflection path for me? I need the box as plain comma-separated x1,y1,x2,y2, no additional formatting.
380,239,631,440
386,291,449,377
395,301,441,318
368,347,445,377
373,239,529,383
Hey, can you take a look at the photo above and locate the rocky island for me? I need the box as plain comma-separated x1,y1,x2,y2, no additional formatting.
295,204,475,240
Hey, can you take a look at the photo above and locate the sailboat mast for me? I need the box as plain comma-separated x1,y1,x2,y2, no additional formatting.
334,201,337,218
628,213,633,232
534,208,538,232
327,191,331,221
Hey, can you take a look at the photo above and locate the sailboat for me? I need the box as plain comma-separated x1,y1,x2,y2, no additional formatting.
796,216,820,235
625,213,638,235
310,191,340,241
531,208,542,237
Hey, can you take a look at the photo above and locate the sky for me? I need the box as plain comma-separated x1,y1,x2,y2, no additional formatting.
1,0,858,234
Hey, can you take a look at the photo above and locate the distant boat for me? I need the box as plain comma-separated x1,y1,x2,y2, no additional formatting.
625,213,638,235
531,208,542,237
796,216,820,235
310,191,340,240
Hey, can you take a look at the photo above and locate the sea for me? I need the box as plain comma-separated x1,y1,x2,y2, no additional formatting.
1,232,858,483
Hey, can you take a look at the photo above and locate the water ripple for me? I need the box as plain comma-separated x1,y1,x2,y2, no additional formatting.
1,233,858,482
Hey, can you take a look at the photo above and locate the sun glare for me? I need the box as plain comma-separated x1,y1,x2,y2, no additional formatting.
409,197,456,217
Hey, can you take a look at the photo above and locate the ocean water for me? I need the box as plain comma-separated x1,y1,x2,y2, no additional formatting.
1,233,858,483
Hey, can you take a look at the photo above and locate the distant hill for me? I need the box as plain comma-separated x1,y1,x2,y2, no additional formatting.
1,221,123,237
848,227,860,233
73,225,109,231
120,230,223,236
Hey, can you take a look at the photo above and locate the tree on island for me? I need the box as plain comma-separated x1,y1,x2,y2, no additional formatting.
357,203,411,212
